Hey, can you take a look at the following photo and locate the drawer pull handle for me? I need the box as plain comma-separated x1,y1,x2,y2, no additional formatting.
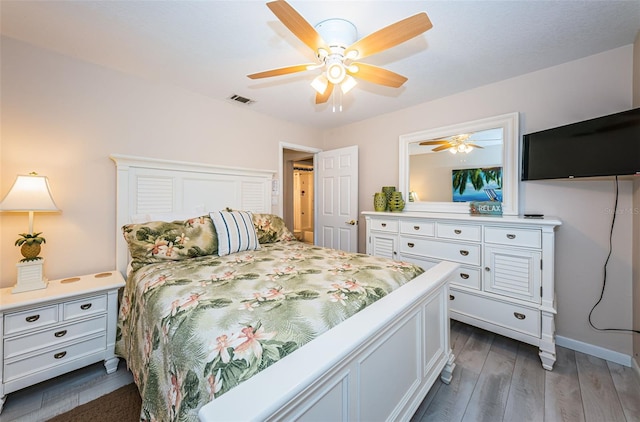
80,303,92,310
54,351,67,359
381,223,387,227
514,312,526,320
413,226,420,230
54,330,67,338
449,295,455,300
454,229,462,234
485,267,491,272
25,315,40,323
459,250,469,256
507,234,516,239
407,242,415,248
460,273,470,279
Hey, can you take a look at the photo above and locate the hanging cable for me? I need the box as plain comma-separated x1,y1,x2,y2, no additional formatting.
588,175,640,334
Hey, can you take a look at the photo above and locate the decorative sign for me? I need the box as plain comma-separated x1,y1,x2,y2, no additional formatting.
469,201,503,216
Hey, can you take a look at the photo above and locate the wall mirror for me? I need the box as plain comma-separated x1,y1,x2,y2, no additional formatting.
399,112,519,215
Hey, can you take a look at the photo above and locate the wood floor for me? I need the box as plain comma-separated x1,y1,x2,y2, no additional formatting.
413,321,640,422
2,321,638,421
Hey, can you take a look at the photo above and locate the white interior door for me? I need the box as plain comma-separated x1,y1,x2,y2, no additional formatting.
315,146,358,252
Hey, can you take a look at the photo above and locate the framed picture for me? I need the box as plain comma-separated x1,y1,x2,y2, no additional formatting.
452,167,503,202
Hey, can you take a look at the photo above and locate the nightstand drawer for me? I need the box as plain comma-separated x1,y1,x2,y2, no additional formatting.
4,315,107,359
484,227,541,248
63,294,107,320
4,305,59,336
400,221,435,237
369,218,398,233
4,334,107,382
400,237,481,266
437,223,482,242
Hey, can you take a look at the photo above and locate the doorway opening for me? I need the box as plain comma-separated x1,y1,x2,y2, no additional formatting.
292,161,314,243
281,144,321,245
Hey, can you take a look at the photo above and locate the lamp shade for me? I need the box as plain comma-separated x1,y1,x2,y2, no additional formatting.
0,173,59,212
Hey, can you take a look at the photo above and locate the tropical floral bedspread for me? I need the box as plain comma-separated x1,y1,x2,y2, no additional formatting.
115,241,424,421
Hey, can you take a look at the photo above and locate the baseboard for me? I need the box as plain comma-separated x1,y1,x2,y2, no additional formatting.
555,335,632,367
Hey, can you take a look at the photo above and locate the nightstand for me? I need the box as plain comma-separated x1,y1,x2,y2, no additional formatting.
0,271,125,413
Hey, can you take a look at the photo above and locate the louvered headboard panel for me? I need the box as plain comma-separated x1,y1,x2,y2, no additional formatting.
110,154,275,276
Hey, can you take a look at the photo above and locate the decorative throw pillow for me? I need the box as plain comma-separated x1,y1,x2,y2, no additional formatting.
252,213,296,244
210,210,260,256
122,215,217,271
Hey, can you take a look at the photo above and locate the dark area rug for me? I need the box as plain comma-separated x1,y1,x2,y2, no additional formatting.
47,382,141,422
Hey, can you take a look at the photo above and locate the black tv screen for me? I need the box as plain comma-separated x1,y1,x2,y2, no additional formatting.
521,108,640,181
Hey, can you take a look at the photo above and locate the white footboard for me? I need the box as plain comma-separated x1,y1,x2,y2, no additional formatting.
198,261,458,422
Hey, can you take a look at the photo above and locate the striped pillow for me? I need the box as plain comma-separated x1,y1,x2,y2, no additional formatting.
210,210,260,256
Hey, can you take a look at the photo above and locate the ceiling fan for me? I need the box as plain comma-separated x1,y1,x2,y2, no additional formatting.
420,134,485,154
248,0,432,106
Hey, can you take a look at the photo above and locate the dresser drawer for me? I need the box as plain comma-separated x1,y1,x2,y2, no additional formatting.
449,289,540,338
4,334,107,382
369,218,398,233
399,255,439,272
448,266,481,290
400,237,481,266
437,223,482,242
400,220,435,237
485,227,541,248
63,294,107,320
4,315,107,359
4,305,59,336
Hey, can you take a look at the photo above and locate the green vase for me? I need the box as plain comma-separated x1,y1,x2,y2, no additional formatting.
388,192,405,212
381,186,396,211
373,192,387,212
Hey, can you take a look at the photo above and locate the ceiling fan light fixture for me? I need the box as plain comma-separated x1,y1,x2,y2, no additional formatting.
311,74,329,94
345,50,359,60
347,64,359,73
326,61,346,84
340,75,357,94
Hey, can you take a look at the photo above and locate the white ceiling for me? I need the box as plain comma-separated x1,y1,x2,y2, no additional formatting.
2,1,639,129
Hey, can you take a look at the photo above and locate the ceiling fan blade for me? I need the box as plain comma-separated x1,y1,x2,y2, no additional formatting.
419,140,450,146
248,63,316,79
432,145,452,152
348,63,407,88
315,82,334,104
467,143,485,149
267,0,327,53
344,12,432,60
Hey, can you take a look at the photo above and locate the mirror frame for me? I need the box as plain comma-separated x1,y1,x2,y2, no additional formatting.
399,112,520,216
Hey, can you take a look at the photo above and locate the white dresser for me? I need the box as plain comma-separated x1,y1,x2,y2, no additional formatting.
0,271,125,412
363,211,561,370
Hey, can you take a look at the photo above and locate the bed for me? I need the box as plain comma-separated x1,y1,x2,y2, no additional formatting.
110,154,457,422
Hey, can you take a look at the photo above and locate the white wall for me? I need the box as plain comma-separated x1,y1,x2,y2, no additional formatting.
0,37,321,287
321,46,635,356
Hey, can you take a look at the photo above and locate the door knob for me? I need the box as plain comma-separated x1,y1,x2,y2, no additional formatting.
346,220,357,226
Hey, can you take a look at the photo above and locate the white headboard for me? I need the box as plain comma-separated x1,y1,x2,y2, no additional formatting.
110,154,275,277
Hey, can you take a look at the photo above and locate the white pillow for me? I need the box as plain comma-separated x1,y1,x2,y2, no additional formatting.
210,210,260,256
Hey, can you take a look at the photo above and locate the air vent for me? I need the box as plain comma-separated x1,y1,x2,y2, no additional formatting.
228,94,255,105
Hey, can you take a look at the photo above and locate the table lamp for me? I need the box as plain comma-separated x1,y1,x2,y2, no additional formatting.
0,172,60,293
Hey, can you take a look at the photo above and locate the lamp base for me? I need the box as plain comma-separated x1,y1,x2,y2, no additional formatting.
13,259,48,294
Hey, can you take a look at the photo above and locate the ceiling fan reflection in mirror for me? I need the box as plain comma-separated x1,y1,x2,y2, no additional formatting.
420,134,485,154
248,0,432,111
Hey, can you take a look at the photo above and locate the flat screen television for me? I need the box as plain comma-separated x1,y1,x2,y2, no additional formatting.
521,108,640,181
